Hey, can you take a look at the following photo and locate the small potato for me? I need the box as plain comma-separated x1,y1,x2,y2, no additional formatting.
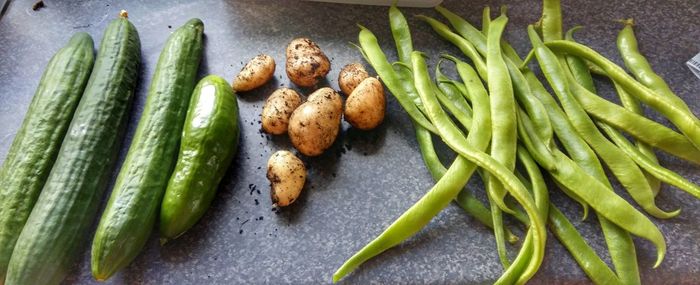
267,150,306,207
261,88,303,135
338,63,369,96
232,54,276,92
288,87,342,156
344,77,385,130
285,38,330,88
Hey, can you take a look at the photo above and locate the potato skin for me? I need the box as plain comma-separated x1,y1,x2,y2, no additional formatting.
232,54,276,92
288,87,342,156
285,38,330,88
261,88,303,135
338,63,369,95
344,77,385,130
267,150,306,207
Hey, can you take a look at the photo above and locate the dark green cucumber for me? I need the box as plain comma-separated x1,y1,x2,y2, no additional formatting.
91,18,204,280
0,32,94,283
5,12,140,285
160,75,240,241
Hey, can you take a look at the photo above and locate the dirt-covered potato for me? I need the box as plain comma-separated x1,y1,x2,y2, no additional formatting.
285,38,330,88
232,54,276,92
288,87,342,156
261,88,303,135
267,150,306,207
344,77,385,130
338,62,369,95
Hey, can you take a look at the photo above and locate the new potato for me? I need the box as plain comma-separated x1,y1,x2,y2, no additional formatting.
288,87,342,156
345,77,385,130
285,38,330,87
232,54,275,92
261,88,303,135
267,150,306,207
338,63,369,95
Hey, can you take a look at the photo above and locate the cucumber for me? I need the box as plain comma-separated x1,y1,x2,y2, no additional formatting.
0,32,94,283
91,18,204,281
5,12,140,285
160,75,240,241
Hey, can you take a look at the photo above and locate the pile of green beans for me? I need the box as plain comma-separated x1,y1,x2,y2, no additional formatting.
334,1,700,284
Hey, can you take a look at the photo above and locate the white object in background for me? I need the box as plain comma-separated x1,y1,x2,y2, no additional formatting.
688,53,700,80
305,0,443,7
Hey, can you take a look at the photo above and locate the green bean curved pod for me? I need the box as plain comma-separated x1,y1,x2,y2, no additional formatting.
433,61,473,129
545,40,700,150
416,15,488,81
569,80,700,164
411,52,546,285
389,4,413,66
549,148,666,267
599,123,700,200
548,206,623,285
541,0,563,42
617,20,692,114
436,62,474,116
358,26,436,134
435,5,487,55
530,26,679,219
566,26,661,197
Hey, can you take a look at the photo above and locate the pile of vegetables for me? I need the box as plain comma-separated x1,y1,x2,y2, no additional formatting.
249,37,386,207
0,11,240,284
334,1,700,284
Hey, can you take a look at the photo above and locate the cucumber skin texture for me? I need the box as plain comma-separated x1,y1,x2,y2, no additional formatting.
5,16,140,285
91,18,204,280
0,32,94,283
160,75,240,240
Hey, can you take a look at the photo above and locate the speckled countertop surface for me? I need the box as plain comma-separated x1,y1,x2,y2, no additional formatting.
1,0,699,284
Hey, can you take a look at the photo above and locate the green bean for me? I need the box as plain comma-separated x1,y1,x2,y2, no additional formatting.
545,39,700,150
617,19,693,114
484,15,520,270
598,123,700,200
529,26,679,219
482,6,491,35
411,51,546,285
611,81,662,196
416,15,488,80
566,26,661,196
519,105,641,284
567,80,700,164
435,5,487,55
387,4,434,117
548,205,623,285
496,145,549,285
389,4,412,66
541,0,563,42
357,26,436,134
434,60,474,129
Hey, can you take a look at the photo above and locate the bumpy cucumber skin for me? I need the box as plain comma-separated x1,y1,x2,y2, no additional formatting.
160,75,240,241
5,16,140,285
0,32,94,283
91,18,204,281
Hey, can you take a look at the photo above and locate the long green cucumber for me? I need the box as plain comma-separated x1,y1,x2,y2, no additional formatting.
0,32,94,283
160,75,240,242
91,18,204,281
5,11,140,285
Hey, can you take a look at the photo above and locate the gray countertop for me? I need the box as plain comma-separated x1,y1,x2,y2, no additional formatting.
1,0,699,284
